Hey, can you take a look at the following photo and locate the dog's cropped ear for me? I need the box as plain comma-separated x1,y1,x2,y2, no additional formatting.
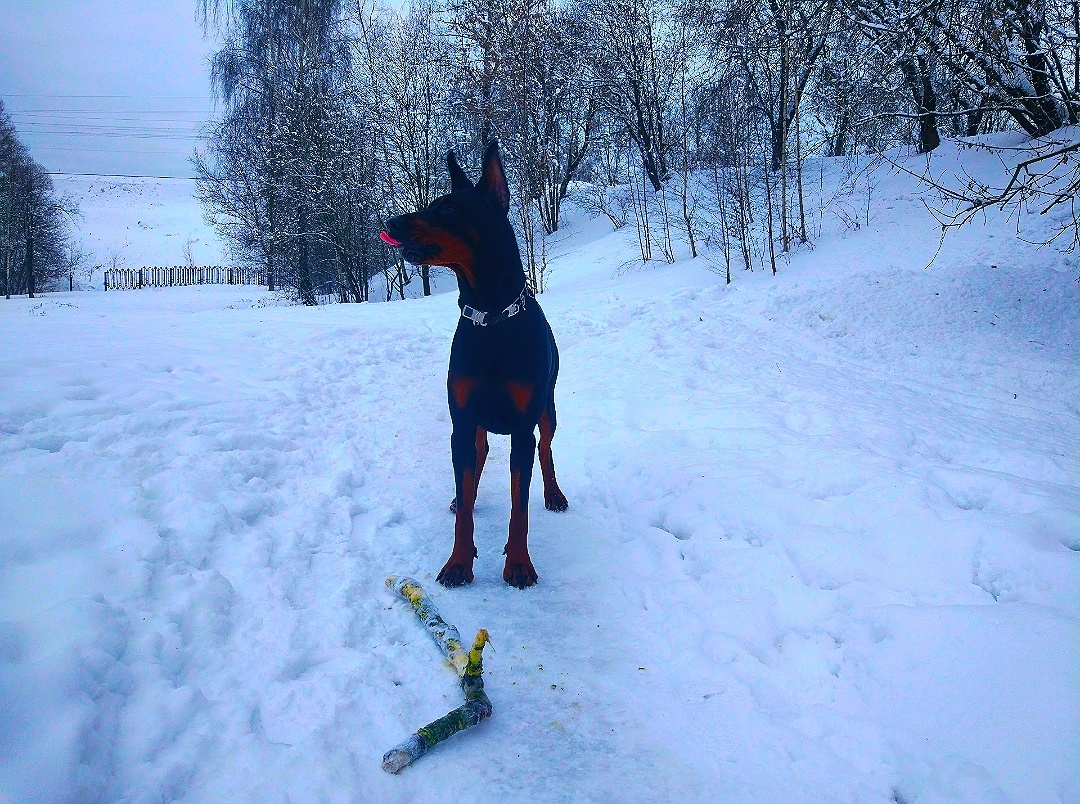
447,151,474,194
479,141,510,214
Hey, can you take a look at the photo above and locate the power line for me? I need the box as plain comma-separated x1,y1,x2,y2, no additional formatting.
48,171,199,180
11,111,211,117
12,118,206,137
19,124,201,132
33,145,190,154
20,131,204,140
15,119,200,127
3,93,213,99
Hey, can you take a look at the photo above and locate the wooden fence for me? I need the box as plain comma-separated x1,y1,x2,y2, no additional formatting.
105,266,266,290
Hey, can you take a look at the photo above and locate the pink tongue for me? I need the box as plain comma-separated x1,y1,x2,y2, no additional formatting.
379,231,402,246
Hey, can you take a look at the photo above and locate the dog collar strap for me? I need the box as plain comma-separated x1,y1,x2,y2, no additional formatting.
462,285,531,327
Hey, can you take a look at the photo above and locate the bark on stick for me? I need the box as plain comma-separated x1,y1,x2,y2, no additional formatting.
382,576,492,774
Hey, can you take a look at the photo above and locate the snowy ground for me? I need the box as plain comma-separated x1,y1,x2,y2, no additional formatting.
1,143,1078,802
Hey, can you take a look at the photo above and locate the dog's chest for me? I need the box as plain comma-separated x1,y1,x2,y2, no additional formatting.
447,310,555,432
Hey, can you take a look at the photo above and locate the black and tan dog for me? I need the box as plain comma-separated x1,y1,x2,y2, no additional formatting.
381,142,567,589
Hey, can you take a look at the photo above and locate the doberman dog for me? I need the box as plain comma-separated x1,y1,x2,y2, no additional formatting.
381,142,567,589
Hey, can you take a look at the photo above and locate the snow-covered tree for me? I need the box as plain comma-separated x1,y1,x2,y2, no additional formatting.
0,100,73,299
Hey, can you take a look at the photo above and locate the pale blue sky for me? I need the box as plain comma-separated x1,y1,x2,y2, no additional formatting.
0,0,219,176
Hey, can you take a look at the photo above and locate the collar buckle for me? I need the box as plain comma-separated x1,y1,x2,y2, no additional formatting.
462,305,488,326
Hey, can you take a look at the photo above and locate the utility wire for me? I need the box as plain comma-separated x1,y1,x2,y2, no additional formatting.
3,93,213,99
11,113,209,119
48,171,199,180
37,146,190,154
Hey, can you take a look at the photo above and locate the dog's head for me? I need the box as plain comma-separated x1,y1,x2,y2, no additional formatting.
381,142,517,290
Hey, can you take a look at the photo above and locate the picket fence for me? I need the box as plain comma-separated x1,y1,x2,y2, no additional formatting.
105,265,266,290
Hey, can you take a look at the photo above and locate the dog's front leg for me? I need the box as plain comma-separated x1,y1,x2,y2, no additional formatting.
439,425,479,587
504,429,539,588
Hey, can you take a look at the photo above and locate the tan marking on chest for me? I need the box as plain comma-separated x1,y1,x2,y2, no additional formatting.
451,376,478,409
505,380,534,413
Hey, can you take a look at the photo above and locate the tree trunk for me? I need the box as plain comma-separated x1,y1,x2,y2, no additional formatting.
25,227,35,299
899,55,940,153
763,156,777,276
796,107,807,244
297,203,316,306
641,147,664,193
770,118,785,173
831,116,848,158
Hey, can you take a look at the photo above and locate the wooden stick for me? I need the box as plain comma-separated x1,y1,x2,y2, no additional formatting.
382,576,492,774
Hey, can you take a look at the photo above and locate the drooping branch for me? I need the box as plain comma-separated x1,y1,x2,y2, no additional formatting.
882,136,1080,251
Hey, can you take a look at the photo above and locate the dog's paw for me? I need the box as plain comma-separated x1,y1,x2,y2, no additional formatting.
437,560,474,587
503,558,538,589
544,490,568,512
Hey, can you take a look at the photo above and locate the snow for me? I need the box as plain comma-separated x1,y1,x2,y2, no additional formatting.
1,141,1078,802
55,175,227,283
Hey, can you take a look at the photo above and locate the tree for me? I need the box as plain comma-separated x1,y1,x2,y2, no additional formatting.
848,0,1080,142
0,100,72,299
196,0,357,304
583,0,684,191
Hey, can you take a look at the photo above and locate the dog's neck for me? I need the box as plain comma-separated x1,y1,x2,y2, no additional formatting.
456,229,528,315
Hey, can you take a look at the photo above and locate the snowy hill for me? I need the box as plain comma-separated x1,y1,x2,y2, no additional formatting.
1,142,1077,802
55,175,226,283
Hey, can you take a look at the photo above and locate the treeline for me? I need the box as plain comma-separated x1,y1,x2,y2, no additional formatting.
195,0,1080,303
0,99,74,298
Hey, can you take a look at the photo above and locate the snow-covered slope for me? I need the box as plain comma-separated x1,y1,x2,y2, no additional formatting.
55,175,227,283
1,142,1077,802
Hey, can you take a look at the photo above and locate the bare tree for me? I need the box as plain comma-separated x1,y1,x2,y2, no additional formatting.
182,235,196,269
848,0,1080,142
0,101,72,299
187,0,1080,300
583,0,684,191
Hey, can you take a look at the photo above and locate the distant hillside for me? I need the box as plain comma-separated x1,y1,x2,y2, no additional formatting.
54,175,226,287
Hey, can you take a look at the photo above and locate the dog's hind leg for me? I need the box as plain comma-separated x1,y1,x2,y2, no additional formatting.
504,429,539,588
439,425,481,587
538,406,568,512
450,427,488,513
